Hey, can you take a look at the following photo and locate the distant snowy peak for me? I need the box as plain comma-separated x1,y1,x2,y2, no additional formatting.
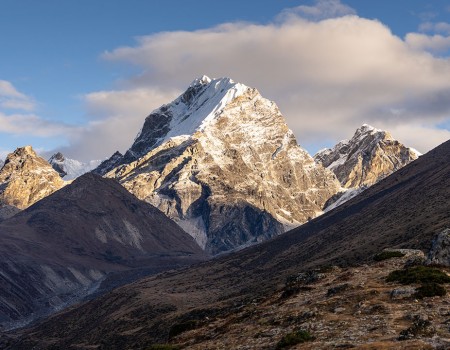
49,152,101,181
314,124,420,189
48,152,67,177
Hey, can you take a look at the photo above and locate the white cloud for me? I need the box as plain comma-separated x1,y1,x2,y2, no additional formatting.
0,80,26,98
405,33,450,53
0,112,79,137
0,80,80,152
419,21,450,35
46,2,448,160
387,124,450,153
0,79,36,112
277,0,356,22
59,87,178,161
85,12,450,155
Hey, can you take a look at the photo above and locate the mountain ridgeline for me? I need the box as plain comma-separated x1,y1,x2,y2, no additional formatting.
13,133,450,349
0,77,420,256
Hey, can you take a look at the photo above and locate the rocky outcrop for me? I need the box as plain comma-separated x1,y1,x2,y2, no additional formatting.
92,151,123,176
426,228,450,266
0,146,66,209
104,76,341,254
314,124,420,189
48,152,67,177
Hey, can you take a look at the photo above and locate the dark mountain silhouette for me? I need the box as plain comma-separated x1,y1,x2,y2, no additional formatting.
0,173,206,330
8,139,450,349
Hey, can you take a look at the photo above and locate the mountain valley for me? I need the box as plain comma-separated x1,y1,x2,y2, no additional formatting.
0,76,446,350
7,129,450,350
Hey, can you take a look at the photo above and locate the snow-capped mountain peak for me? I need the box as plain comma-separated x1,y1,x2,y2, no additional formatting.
48,152,101,181
315,124,420,189
189,75,212,87
100,76,341,254
163,76,249,140
121,76,253,164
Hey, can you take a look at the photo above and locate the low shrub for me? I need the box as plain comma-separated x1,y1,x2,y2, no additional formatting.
415,283,447,299
276,329,314,349
398,315,435,340
374,251,405,261
387,266,450,284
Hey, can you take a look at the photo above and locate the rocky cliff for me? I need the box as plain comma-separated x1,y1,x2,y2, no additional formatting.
103,76,341,254
0,146,66,209
314,124,420,189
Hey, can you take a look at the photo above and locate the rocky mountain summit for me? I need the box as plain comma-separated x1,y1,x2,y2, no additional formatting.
48,152,101,180
0,146,66,209
315,124,420,189
102,76,341,254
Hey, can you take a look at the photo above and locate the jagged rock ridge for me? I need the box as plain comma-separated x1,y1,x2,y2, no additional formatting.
103,76,341,254
0,146,66,209
92,151,123,176
49,152,101,180
314,124,420,189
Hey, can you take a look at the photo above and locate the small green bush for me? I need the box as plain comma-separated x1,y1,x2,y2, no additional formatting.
276,329,314,349
374,251,405,261
387,266,450,284
398,316,435,340
415,283,447,299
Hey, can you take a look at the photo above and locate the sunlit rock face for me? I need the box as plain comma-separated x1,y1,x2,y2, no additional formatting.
314,124,420,189
0,146,66,209
103,76,341,254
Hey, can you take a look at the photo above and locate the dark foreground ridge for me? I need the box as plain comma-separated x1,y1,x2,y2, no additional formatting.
7,139,450,349
0,173,206,330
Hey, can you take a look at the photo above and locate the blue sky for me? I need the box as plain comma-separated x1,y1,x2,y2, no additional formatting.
1,0,450,160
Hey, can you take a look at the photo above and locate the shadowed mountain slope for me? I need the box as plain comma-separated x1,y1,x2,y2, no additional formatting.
9,139,450,349
0,173,205,330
